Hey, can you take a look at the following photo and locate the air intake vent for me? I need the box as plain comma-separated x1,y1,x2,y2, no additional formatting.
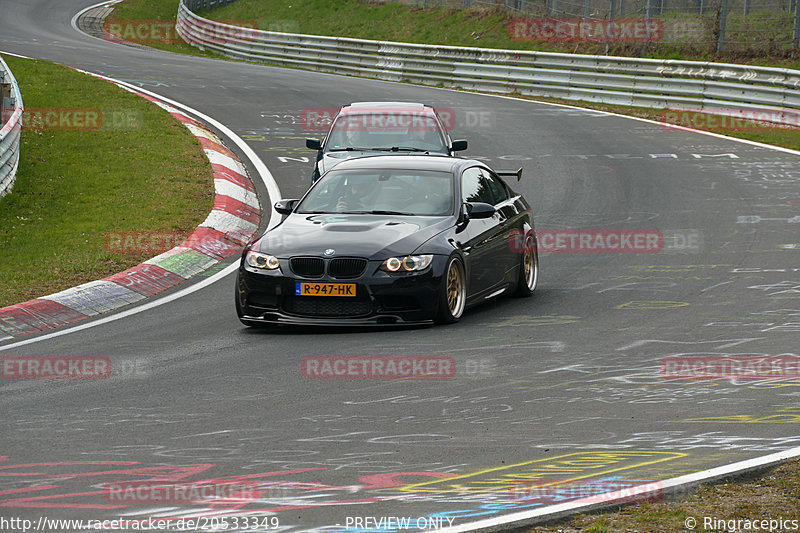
290,257,325,278
328,258,367,279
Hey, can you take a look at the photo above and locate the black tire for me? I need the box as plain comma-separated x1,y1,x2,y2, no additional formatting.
515,230,539,297
435,255,467,324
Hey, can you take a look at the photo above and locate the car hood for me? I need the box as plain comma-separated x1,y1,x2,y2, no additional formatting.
319,150,447,174
255,213,453,259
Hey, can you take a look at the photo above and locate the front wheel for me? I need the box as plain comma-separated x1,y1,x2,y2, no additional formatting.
435,255,467,324
515,231,538,297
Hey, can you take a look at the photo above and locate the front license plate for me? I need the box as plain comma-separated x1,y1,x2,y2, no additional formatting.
295,282,356,297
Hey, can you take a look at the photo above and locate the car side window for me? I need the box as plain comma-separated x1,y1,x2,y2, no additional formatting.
480,169,510,205
461,167,495,204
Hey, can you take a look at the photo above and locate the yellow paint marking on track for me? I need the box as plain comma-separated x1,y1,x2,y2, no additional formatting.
397,451,687,493
667,407,800,424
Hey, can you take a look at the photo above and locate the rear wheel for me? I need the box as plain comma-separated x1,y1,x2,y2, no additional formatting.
436,255,466,324
516,231,538,297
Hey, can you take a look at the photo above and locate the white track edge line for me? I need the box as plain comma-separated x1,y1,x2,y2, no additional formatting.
69,0,125,45
0,50,32,60
434,445,800,532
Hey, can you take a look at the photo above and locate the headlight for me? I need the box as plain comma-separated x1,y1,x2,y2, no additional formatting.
245,250,281,270
381,254,434,272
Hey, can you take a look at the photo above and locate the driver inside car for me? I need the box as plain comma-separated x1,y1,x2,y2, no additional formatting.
335,176,378,212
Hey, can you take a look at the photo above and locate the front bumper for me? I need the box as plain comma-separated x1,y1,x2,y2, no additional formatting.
236,256,446,326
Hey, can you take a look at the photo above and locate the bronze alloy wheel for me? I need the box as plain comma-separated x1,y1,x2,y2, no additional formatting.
446,257,466,319
524,235,538,291
515,232,538,297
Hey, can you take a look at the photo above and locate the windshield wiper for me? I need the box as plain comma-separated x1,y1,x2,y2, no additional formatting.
347,210,416,216
373,147,430,152
327,147,374,152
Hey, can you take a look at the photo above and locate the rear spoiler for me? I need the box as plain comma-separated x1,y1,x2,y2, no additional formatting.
497,168,523,181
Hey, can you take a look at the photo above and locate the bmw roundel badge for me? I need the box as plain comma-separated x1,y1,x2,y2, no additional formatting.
324,249,335,256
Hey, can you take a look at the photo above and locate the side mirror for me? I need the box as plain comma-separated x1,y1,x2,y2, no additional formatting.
306,138,322,150
274,198,299,215
451,139,468,152
465,202,495,219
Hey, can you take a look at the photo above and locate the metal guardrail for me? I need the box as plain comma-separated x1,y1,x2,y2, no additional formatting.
183,0,238,10
0,54,24,200
176,0,800,128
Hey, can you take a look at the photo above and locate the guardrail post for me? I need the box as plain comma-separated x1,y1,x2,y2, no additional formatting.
717,0,728,52
1,85,11,125
794,0,800,48
608,0,618,53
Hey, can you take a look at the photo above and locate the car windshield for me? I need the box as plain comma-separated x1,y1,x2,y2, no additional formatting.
296,169,454,216
325,112,448,153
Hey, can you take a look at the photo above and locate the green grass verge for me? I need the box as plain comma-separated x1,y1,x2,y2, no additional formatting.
0,55,213,307
527,457,800,532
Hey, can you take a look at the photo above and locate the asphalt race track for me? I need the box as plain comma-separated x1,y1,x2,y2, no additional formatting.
1,1,799,531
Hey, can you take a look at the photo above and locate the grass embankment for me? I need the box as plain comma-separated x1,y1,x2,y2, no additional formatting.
0,55,213,307
529,458,800,533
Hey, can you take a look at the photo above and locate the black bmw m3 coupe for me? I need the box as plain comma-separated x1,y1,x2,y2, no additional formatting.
236,155,538,326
